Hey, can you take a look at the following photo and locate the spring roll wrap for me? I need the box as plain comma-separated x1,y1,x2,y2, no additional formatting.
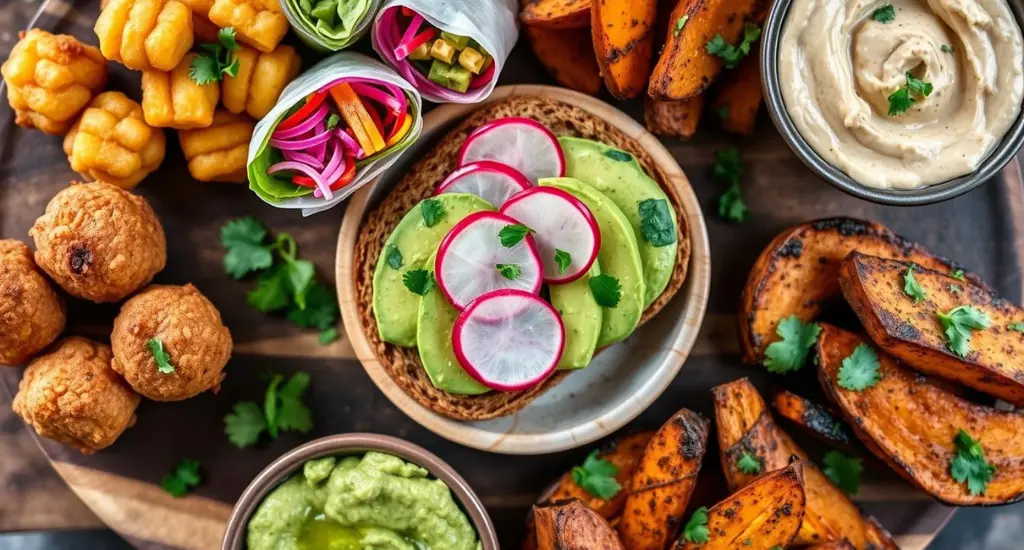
248,52,423,215
371,0,517,103
280,0,382,51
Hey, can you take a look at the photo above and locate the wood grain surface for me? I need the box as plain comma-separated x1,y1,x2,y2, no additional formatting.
2,0,1024,549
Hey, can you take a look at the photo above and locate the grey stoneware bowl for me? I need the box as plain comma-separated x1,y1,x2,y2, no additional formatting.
220,433,499,550
761,0,1024,205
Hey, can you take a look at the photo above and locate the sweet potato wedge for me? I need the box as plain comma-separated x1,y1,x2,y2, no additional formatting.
643,96,704,139
807,543,855,550
521,0,592,29
739,217,980,365
839,252,1024,406
816,324,1024,506
649,0,768,100
713,378,897,548
772,390,859,455
526,26,602,96
534,499,625,550
618,409,708,550
591,0,659,99
711,55,761,135
670,461,806,550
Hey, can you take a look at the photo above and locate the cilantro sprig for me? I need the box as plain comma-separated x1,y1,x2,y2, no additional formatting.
589,274,621,308
706,23,761,69
147,338,175,374
712,147,749,223
554,249,571,275
1009,322,1024,332
837,343,882,391
736,452,762,474
403,269,434,295
937,305,991,358
420,198,445,227
872,4,895,23
950,429,995,496
162,459,201,497
888,72,933,116
639,198,676,247
674,14,689,37
823,450,863,496
903,266,926,304
190,27,240,85
496,263,521,280
499,223,533,247
571,450,621,499
682,507,710,543
225,372,313,448
764,316,821,374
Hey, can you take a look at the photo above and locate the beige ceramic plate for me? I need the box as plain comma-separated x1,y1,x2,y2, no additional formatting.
336,85,711,454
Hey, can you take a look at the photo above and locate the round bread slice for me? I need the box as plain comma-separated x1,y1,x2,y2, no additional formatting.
353,95,691,420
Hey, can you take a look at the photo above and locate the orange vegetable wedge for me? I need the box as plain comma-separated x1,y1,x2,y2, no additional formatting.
329,83,384,155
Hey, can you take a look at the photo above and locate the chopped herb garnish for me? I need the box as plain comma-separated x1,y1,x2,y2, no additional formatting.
937,305,990,357
950,429,995,496
325,113,340,129
571,450,621,499
385,244,403,269
888,71,933,116
712,146,749,223
147,338,175,374
674,14,689,37
682,507,710,543
496,263,521,280
706,23,761,69
764,316,821,374
499,223,532,247
420,198,445,227
189,27,240,85
589,274,622,308
872,4,895,23
221,217,274,279
838,343,882,391
402,269,434,295
951,269,966,281
161,459,201,497
1009,322,1024,332
224,372,313,448
737,452,762,474
823,450,863,496
638,198,676,247
603,149,633,162
904,266,926,303
941,44,954,53
554,249,571,275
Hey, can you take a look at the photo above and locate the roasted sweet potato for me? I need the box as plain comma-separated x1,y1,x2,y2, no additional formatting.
807,543,855,550
739,217,980,365
526,26,602,96
817,324,1024,506
591,0,658,99
670,461,806,550
534,499,625,550
839,252,1024,406
643,96,703,139
711,55,761,135
521,0,591,29
713,378,897,548
619,409,708,550
772,390,859,455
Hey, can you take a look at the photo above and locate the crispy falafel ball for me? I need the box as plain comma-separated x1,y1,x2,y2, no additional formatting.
30,181,167,303
111,284,232,401
0,240,66,366
13,337,140,454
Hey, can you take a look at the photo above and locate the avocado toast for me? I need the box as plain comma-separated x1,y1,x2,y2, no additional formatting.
353,95,691,420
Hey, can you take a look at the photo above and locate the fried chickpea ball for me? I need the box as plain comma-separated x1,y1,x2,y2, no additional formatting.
13,337,140,454
178,110,253,182
95,0,194,72
222,43,299,120
181,0,287,53
63,91,166,189
1,30,107,135
0,240,65,366
30,181,167,303
141,53,219,129
111,284,232,401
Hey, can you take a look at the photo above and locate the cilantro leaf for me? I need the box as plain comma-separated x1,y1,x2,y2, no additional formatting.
823,451,863,496
403,269,434,296
499,223,532,247
1009,322,1024,332
674,14,689,37
189,27,240,85
221,217,273,279
571,450,621,499
682,507,710,543
951,268,966,281
764,316,821,374
247,266,291,312
872,4,895,23
319,327,340,345
712,147,748,223
161,459,201,497
603,149,633,162
189,54,221,86
147,338,175,374
263,374,283,438
287,282,339,332
737,452,762,474
284,258,315,310
496,263,522,280
589,274,621,308
217,27,239,51
904,266,926,303
718,182,749,223
326,113,341,130
950,429,995,496
937,305,991,358
838,343,882,391
941,44,954,53
224,401,266,448
275,372,313,434
638,198,676,247
888,72,933,116
554,249,571,275
420,198,445,227
705,24,761,68
385,244,403,269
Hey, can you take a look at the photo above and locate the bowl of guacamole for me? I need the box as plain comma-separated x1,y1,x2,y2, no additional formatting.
221,433,496,550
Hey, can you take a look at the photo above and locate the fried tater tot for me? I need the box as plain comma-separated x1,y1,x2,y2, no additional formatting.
95,0,194,71
62,92,166,189
178,110,253,182
206,0,288,52
1,30,107,135
222,43,299,120
141,53,219,129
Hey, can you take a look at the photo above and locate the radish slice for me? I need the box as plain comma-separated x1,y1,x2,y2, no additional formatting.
500,187,601,284
453,289,565,391
435,211,543,310
435,161,532,207
458,117,565,184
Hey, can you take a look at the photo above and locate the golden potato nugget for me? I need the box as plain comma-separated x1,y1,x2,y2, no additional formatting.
95,0,194,71
817,324,1024,506
534,500,624,550
1,30,107,135
525,26,602,96
771,390,859,455
521,0,591,29
839,252,1024,405
142,53,219,129
222,43,300,120
192,13,221,41
0,240,65,366
643,96,703,139
670,462,806,550
711,55,761,135
205,0,288,52
591,0,658,99
63,91,166,189
178,110,253,182
619,409,708,550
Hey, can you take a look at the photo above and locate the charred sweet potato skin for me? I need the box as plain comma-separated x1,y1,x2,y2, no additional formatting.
525,26,602,96
738,217,977,365
643,96,703,139
670,462,806,550
839,252,1024,406
771,390,858,454
711,55,761,135
618,409,708,550
591,0,658,99
521,0,592,29
534,499,625,550
817,324,1024,506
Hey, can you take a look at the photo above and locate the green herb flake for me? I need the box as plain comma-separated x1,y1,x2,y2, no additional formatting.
1008,322,1024,332
161,459,201,497
682,507,710,544
319,327,340,345
554,249,572,275
823,450,863,496
712,147,749,223
189,27,240,85
941,44,954,53
737,452,762,474
674,14,689,37
603,149,633,162
402,269,434,296
589,274,622,308
571,450,621,499
764,316,822,374
950,429,996,496
221,217,273,279
498,223,533,247
147,338,175,374
888,71,933,116
326,113,341,130
385,244,403,270
638,198,677,247
496,263,522,280
224,401,266,448
951,268,966,281
705,23,761,69
903,266,926,303
937,305,991,358
420,198,445,227
872,4,895,23
837,343,882,391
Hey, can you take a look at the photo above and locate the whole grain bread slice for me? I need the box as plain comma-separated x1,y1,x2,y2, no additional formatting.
353,95,691,420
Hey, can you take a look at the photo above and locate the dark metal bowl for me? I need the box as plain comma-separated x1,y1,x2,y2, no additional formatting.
220,433,499,550
760,0,1024,205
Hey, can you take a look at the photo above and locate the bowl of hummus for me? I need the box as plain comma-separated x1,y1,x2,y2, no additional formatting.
221,433,497,550
762,0,1024,204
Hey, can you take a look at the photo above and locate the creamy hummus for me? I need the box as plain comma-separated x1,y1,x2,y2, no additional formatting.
779,0,1024,189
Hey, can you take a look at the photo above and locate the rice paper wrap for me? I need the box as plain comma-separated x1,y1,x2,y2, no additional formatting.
281,0,382,51
371,0,518,104
248,52,423,216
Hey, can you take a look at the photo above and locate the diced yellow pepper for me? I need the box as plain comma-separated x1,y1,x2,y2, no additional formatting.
384,113,412,148
458,47,485,75
429,38,456,64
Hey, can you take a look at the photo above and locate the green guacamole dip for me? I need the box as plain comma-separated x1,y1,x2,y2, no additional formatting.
247,452,481,550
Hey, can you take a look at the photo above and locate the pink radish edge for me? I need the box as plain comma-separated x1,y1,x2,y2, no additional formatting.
434,160,533,196
456,117,566,176
452,288,566,391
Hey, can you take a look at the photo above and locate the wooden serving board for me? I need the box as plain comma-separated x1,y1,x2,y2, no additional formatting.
3,1,1024,548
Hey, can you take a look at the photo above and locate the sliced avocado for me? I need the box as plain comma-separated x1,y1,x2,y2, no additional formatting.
550,260,602,370
559,137,678,309
417,248,489,395
542,177,645,347
372,193,493,347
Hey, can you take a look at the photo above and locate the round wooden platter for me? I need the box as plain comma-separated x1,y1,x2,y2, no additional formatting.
3,1,1024,549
